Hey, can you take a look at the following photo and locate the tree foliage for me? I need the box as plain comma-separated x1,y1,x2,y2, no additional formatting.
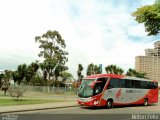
30,73,44,86
0,70,12,95
60,71,73,82
25,61,39,84
126,68,146,78
12,62,39,85
12,64,27,85
86,63,101,76
105,64,124,75
0,73,4,88
77,64,83,81
35,30,68,82
132,0,160,36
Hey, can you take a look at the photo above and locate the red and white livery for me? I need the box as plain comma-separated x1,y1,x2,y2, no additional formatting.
77,74,159,108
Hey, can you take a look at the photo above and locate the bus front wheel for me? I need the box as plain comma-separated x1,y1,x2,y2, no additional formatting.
106,99,113,109
144,98,148,106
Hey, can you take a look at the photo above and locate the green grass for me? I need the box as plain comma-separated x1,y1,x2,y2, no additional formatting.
0,98,64,106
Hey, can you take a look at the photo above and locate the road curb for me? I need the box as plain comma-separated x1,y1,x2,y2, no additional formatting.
0,105,79,114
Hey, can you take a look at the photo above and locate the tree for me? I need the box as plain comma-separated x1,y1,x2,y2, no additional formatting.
12,71,20,84
94,65,101,74
77,64,83,81
0,73,4,88
105,64,124,75
132,0,160,36
39,62,48,86
54,64,68,81
30,73,44,86
2,70,12,95
60,71,73,82
4,70,12,81
86,63,101,76
0,70,12,96
25,61,39,84
35,30,68,84
126,68,146,78
126,68,137,76
12,64,27,85
86,63,94,76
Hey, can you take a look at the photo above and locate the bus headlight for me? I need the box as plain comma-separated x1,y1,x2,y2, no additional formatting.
78,97,95,102
86,97,94,102
94,101,99,105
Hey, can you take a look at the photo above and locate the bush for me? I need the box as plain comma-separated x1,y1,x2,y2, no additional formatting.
8,85,25,100
30,75,44,86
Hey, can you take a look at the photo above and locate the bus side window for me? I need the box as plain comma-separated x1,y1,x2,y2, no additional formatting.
125,79,132,88
109,78,119,88
140,81,147,89
133,80,141,88
146,81,152,89
153,82,158,89
149,82,158,89
118,79,125,88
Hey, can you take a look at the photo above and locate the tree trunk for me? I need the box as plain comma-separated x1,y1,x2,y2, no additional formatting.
47,74,50,92
4,89,7,96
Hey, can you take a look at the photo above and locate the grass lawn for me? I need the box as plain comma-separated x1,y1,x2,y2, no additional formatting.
0,98,65,106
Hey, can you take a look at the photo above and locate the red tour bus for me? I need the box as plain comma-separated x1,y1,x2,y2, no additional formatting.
77,74,159,108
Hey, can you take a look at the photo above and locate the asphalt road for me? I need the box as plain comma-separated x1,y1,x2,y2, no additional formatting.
2,101,160,120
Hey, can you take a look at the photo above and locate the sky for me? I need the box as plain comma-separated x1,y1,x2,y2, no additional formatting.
0,0,159,78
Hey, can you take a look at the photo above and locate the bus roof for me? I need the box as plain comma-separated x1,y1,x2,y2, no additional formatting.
85,74,124,79
85,74,158,82
123,76,152,82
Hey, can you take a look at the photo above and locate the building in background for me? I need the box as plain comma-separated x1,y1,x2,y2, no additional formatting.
0,70,5,74
135,41,160,82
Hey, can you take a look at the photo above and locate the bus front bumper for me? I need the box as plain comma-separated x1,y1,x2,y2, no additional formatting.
77,97,99,106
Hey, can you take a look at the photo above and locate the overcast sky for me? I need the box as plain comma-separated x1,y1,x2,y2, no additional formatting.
0,0,160,78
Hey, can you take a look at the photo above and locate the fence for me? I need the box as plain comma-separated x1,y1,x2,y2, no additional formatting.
8,85,77,96
22,85,78,94
0,85,77,100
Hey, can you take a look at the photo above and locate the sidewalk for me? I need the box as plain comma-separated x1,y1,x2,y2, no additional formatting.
0,101,78,113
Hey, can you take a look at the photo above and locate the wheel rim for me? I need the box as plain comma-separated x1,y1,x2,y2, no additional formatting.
144,100,148,106
108,102,111,108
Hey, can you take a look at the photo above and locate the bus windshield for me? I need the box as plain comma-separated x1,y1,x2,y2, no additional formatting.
78,79,95,98
78,77,108,98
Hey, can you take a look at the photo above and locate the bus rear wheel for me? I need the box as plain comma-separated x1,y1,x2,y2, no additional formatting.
106,99,113,109
144,98,148,106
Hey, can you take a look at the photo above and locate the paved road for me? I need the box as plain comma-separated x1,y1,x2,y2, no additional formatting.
15,100,160,114
3,100,160,120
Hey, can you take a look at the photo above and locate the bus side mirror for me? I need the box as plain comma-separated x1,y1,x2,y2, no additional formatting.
90,82,95,89
90,81,102,89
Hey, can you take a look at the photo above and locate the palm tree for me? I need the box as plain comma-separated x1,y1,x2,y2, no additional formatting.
126,68,146,78
126,68,135,76
105,64,124,75
94,65,101,74
0,73,4,88
1,70,12,95
12,64,27,85
86,63,95,76
12,71,19,84
105,65,112,74
116,67,124,75
4,70,12,81
25,61,39,84
77,64,83,81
